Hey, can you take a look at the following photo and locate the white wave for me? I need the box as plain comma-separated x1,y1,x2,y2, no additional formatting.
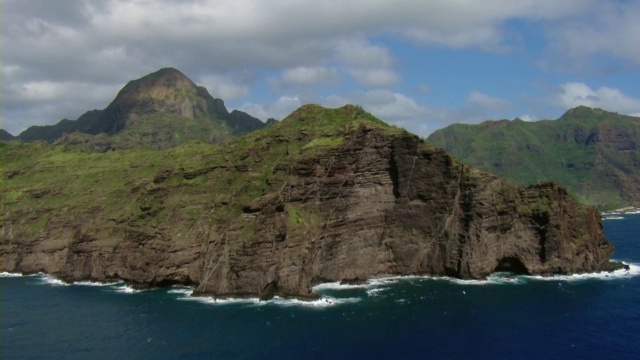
167,287,194,296
261,296,360,308
38,274,70,286
368,277,405,286
0,272,24,277
175,292,359,308
526,262,640,282
73,280,120,287
112,284,143,294
312,275,420,293
446,272,528,286
366,288,387,297
448,278,493,286
177,295,260,305
312,281,372,291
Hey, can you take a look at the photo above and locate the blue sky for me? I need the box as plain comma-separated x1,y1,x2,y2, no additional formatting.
3,0,640,137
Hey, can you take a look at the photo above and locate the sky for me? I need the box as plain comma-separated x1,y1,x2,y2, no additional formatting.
3,0,640,137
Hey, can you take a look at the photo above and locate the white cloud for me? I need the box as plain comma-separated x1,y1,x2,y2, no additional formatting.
1,81,120,135
466,91,510,111
279,66,339,86
347,69,400,88
547,2,640,68
234,90,436,136
3,0,637,135
557,82,640,115
198,74,251,100
236,95,303,121
334,38,400,87
518,114,538,122
323,90,438,136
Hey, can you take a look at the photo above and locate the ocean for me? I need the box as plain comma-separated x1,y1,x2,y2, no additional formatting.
2,215,639,359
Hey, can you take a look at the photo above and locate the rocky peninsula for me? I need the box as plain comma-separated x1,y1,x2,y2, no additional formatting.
1,69,627,299
1,103,625,299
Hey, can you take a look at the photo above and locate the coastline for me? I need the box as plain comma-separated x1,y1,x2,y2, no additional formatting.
3,262,638,306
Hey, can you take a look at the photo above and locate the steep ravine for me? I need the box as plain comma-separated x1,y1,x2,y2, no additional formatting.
0,105,625,299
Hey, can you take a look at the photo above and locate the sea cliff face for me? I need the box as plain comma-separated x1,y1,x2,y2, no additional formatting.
0,105,619,299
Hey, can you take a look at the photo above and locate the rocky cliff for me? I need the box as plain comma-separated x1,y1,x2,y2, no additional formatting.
15,68,265,150
427,106,640,210
1,105,623,299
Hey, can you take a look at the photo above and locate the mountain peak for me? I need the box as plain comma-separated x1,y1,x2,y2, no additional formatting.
111,67,202,121
559,105,611,121
119,67,197,97
16,68,265,148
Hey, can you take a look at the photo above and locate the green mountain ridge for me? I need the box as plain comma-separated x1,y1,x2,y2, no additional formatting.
13,68,265,150
427,106,640,210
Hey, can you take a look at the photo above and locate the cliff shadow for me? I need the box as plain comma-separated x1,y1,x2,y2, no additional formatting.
493,257,530,275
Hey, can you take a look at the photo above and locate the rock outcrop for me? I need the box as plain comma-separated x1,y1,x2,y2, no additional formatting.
0,105,623,299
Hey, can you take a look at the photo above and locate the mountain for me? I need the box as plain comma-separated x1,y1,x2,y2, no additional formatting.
0,129,15,141
427,106,640,210
15,68,265,150
1,104,622,299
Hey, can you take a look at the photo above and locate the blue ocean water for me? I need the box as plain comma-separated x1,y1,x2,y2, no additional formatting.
2,215,640,359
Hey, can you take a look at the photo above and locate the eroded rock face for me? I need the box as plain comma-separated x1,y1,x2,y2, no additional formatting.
0,119,620,299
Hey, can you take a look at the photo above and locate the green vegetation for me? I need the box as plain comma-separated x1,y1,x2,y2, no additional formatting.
427,106,640,210
1,104,400,248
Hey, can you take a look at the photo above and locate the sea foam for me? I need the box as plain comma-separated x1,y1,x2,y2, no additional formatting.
112,284,144,294
171,288,359,308
167,287,194,296
261,296,360,308
312,281,372,291
176,294,260,306
0,272,24,277
525,262,640,282
37,274,70,286
311,263,639,294
73,280,120,287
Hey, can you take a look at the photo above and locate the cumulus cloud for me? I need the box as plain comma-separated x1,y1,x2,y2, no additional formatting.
236,95,303,122
197,73,255,100
466,91,510,111
277,66,339,86
2,80,121,135
334,38,400,87
557,82,640,115
547,1,640,69
2,0,636,134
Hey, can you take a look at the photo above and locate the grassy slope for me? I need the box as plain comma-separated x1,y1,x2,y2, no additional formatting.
427,107,640,210
1,105,399,248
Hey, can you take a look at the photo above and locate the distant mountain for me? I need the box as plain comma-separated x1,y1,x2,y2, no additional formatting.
0,129,15,141
16,68,265,150
427,106,640,210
